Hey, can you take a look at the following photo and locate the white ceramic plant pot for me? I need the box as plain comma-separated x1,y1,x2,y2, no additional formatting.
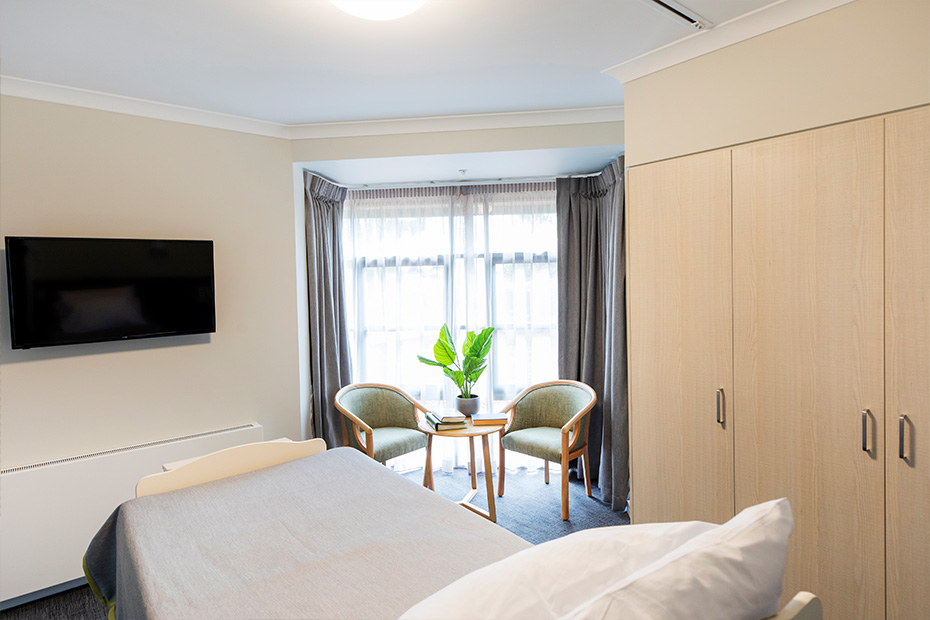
455,395,480,416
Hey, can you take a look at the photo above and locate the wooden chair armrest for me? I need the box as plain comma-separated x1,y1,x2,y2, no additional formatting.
411,401,432,416
561,417,582,454
335,407,374,456
411,402,434,433
336,407,372,435
561,414,582,435
356,425,374,458
561,400,596,448
560,401,595,434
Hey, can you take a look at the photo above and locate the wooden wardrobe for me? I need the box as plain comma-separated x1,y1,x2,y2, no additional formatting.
627,106,929,620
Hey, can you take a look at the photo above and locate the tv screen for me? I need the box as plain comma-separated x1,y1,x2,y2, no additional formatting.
5,237,216,349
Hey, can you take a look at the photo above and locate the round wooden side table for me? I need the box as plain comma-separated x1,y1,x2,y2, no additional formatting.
417,416,505,522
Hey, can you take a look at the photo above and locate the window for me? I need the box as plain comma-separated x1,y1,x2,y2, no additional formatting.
343,182,557,407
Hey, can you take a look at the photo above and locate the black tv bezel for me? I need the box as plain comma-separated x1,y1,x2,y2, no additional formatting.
4,236,216,350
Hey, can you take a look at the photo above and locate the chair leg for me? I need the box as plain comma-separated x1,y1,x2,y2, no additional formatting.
498,434,506,497
561,454,570,521
544,460,549,484
582,446,592,497
423,434,434,491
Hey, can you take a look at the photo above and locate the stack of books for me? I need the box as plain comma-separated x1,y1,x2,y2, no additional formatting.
471,412,509,426
424,409,467,431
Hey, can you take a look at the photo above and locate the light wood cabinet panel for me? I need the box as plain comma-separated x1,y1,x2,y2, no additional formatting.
884,106,930,620
732,119,885,620
627,149,734,525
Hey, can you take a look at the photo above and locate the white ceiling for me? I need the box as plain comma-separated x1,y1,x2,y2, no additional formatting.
0,0,851,183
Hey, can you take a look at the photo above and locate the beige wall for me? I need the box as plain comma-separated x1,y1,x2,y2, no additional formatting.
0,95,301,468
625,0,930,166
291,121,624,161
0,96,621,469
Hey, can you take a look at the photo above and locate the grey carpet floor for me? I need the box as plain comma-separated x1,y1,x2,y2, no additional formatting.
2,465,628,619
405,464,629,544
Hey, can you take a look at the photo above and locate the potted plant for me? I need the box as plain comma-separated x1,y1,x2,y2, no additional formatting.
418,324,495,415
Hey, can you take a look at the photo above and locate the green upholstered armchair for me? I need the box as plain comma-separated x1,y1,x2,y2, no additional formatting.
497,380,597,520
333,383,429,464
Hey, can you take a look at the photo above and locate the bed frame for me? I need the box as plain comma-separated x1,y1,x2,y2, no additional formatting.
770,591,822,620
133,439,822,620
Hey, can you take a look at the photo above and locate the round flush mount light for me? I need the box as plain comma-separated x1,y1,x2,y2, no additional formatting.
329,1,428,21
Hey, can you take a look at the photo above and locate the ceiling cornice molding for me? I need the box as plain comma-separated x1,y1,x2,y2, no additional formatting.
603,0,856,83
0,76,623,140
0,76,291,138
286,106,624,140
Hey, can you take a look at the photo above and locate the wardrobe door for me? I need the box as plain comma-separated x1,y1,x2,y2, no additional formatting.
885,106,929,620
732,119,885,620
627,149,733,524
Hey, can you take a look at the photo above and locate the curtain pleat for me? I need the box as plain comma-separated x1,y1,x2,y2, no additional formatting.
556,157,628,512
305,172,353,448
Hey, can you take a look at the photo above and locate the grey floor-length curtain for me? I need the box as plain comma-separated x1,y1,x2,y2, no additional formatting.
305,171,352,448
556,157,628,512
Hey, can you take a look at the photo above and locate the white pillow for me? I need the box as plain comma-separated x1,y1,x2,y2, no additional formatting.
399,499,792,620
562,498,794,620
399,519,716,620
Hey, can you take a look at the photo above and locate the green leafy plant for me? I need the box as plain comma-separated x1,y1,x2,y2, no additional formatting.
418,324,495,399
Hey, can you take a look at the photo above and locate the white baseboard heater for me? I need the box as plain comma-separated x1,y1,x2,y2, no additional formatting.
0,423,264,605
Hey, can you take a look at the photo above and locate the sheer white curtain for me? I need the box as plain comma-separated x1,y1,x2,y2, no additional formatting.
343,182,558,474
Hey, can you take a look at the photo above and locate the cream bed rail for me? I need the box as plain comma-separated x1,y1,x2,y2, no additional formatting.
135,438,326,497
770,591,822,620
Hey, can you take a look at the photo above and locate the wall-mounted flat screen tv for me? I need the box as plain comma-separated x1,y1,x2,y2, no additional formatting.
5,237,216,349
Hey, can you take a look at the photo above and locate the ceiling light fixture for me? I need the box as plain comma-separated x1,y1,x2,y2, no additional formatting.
329,1,428,21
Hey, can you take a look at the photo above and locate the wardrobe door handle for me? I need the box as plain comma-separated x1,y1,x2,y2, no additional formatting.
899,415,909,460
716,389,725,425
861,409,871,452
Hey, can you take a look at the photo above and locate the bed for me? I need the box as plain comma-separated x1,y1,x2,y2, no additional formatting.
84,440,822,620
